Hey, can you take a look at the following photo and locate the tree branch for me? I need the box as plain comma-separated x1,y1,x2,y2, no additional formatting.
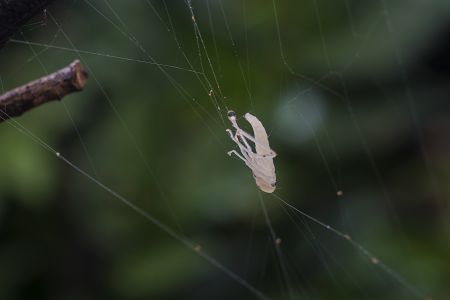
0,60,88,122
0,0,54,48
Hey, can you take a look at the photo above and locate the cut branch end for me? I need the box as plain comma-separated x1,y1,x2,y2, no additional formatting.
0,60,88,122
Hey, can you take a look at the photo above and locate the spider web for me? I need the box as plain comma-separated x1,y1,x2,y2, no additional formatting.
0,0,449,299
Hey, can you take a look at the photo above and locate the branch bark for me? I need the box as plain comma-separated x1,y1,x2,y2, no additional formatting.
0,0,54,48
0,60,88,122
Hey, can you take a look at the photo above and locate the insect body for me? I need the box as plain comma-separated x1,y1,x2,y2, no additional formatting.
226,111,277,193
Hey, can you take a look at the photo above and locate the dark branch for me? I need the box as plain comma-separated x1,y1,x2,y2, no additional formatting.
0,60,88,122
0,0,54,48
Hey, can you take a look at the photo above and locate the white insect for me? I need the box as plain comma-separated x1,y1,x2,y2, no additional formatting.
226,110,277,193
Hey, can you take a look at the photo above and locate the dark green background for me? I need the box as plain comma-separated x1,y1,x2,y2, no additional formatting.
0,0,449,299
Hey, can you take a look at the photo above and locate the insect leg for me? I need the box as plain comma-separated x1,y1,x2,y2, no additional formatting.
238,130,276,158
237,129,256,144
226,129,254,161
236,131,254,153
227,150,247,162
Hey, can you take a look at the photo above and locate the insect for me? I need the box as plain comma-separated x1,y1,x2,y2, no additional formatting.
226,110,277,193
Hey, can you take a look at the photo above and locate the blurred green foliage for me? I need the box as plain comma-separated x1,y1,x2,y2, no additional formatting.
0,0,449,299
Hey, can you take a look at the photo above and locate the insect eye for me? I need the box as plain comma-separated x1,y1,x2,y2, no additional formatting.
227,110,236,118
